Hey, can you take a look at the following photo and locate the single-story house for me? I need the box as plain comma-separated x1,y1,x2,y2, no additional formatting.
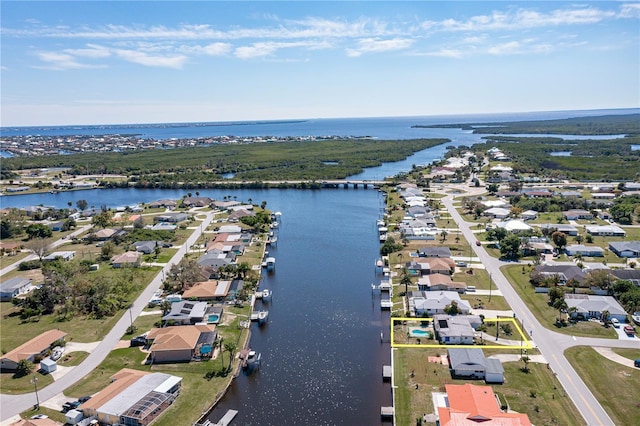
147,324,216,363
438,384,531,426
608,269,640,287
111,251,141,268
564,245,604,257
181,196,212,207
409,291,472,316
154,212,189,223
565,294,627,322
531,264,586,286
197,251,236,269
416,274,467,293
0,277,33,301
43,251,75,262
495,219,532,233
133,240,161,254
80,368,182,425
521,210,538,221
47,221,64,231
433,314,481,345
93,228,119,241
1,330,67,372
609,241,640,258
586,225,626,237
218,225,243,234
447,348,504,383
562,209,593,220
148,199,178,209
483,207,511,219
162,300,209,325
540,224,579,236
0,241,22,256
182,280,231,300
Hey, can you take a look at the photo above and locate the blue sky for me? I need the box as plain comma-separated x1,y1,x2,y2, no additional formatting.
1,1,639,126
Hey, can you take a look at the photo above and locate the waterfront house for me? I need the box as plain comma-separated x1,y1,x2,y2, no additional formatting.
564,294,627,322
609,241,640,258
432,314,481,345
162,301,209,325
408,291,471,316
148,199,177,209
0,277,33,301
437,384,531,425
80,368,182,425
0,330,67,372
418,247,452,258
110,251,141,268
447,348,505,383
417,274,467,293
183,280,231,300
147,325,216,363
181,196,212,207
197,251,236,269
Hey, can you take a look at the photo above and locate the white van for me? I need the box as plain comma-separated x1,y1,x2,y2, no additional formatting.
467,286,476,292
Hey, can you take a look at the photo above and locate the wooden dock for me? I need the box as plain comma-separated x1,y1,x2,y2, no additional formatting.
214,409,238,426
381,406,395,418
382,365,392,381
380,299,393,309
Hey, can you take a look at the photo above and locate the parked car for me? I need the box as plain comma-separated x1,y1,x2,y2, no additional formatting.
610,318,620,328
62,400,81,412
624,325,635,336
130,336,147,347
475,240,481,246
634,359,640,368
30,414,49,419
455,261,467,267
78,396,92,403
50,346,64,361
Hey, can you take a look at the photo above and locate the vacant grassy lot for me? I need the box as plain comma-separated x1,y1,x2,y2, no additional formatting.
394,347,582,426
565,346,640,426
0,369,54,395
501,265,616,339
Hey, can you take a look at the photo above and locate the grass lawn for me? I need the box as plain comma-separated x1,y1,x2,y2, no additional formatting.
393,347,582,426
460,294,511,311
612,348,640,361
20,406,68,423
58,351,90,367
501,265,617,339
565,346,640,426
0,370,54,395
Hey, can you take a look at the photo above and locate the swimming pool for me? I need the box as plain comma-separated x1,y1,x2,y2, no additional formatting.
207,314,220,323
410,328,431,338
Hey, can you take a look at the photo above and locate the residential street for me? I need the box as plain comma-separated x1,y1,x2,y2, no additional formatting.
441,194,640,426
0,211,216,422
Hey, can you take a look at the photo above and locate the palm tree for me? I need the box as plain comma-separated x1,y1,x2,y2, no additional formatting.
521,355,531,373
224,341,237,371
601,310,610,326
400,270,412,295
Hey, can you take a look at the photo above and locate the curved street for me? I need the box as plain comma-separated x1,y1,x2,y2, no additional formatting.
0,211,216,422
441,194,640,426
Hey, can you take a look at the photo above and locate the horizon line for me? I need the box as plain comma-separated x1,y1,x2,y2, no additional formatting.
2,107,639,130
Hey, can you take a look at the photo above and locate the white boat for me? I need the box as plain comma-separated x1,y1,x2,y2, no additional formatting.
240,349,262,372
266,257,276,271
261,289,272,300
632,312,640,326
257,310,269,324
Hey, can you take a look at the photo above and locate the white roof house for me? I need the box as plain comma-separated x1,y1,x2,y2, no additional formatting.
483,207,511,219
585,225,626,237
565,294,627,321
495,220,532,232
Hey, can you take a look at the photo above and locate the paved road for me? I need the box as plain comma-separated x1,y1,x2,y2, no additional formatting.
0,211,215,421
441,195,640,425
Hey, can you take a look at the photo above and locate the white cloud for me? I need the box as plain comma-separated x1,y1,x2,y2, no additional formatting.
182,42,233,56
234,40,331,59
33,51,104,70
488,41,523,55
114,49,188,68
63,44,111,58
346,37,413,57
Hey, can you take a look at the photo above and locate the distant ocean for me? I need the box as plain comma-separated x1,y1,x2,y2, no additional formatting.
1,108,638,141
